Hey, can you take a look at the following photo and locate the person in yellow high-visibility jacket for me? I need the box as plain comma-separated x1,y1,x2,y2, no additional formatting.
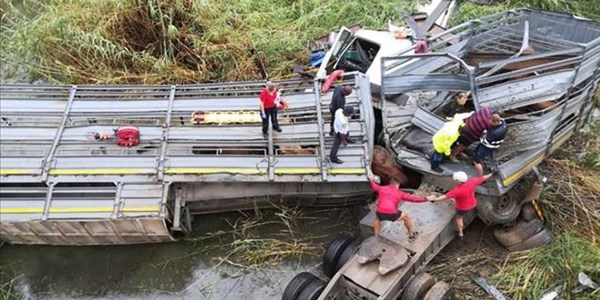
430,112,473,173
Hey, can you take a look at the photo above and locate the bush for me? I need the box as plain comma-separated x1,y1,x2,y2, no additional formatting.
0,0,420,84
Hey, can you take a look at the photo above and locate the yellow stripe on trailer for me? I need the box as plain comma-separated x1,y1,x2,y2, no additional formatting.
1,206,160,214
0,169,39,175
49,168,155,175
274,168,321,175
328,168,366,175
502,155,545,186
165,168,266,175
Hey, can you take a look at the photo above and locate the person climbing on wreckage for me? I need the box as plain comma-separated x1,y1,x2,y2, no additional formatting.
329,85,353,136
429,171,492,240
329,105,355,164
430,111,474,173
473,113,508,177
448,106,494,162
367,172,434,241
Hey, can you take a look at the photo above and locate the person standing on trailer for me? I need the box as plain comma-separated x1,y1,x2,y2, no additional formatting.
329,85,353,135
329,106,355,164
429,171,492,240
259,82,283,138
473,114,507,176
367,173,430,241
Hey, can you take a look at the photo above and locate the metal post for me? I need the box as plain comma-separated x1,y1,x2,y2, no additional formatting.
41,85,77,181
267,116,275,181
158,85,176,180
111,183,124,219
41,183,55,221
313,81,328,181
172,185,183,231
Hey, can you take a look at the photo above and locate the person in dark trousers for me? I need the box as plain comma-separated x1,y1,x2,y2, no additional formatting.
329,85,353,135
330,106,354,164
473,114,507,176
368,173,430,241
449,106,493,161
430,171,492,240
259,82,282,138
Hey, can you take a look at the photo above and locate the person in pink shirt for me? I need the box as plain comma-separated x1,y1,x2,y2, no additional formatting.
430,171,493,240
367,173,430,241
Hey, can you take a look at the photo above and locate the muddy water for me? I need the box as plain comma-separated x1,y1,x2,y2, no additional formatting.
0,205,369,299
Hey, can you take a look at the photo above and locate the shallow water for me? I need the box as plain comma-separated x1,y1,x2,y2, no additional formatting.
0,205,369,300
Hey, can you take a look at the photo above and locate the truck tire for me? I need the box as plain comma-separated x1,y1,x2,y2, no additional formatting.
401,272,436,300
477,194,521,225
423,281,452,300
323,235,354,278
508,227,553,252
296,277,326,300
335,240,359,273
283,272,318,300
493,219,544,248
521,203,537,221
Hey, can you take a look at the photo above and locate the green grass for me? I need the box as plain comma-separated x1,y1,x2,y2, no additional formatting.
493,232,600,300
0,0,421,84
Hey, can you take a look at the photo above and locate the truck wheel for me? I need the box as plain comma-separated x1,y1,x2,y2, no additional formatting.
423,281,452,300
477,194,521,225
283,272,318,300
323,235,354,278
401,272,436,300
493,219,544,248
296,276,326,300
335,240,359,273
508,227,553,252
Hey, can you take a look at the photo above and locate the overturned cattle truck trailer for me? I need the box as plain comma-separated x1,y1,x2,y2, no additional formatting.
0,73,375,245
379,9,600,224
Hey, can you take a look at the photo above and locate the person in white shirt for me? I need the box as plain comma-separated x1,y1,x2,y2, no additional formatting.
330,106,355,164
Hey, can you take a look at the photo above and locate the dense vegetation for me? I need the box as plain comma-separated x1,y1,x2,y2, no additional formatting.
0,0,421,84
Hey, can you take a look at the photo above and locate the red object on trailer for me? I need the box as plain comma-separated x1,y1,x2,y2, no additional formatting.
115,126,140,147
414,39,430,54
321,70,344,93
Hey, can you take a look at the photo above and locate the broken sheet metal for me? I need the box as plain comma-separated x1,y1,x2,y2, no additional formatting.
381,9,600,191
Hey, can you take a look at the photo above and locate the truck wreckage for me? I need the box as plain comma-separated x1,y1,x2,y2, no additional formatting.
283,8,600,300
0,0,598,261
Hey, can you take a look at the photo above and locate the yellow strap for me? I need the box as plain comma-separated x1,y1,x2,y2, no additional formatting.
49,168,155,175
0,206,160,214
502,155,545,186
164,168,265,174
0,169,38,175
328,168,365,175
274,168,321,175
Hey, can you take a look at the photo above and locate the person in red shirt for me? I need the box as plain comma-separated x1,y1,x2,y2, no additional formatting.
430,171,493,240
259,82,283,138
368,173,430,241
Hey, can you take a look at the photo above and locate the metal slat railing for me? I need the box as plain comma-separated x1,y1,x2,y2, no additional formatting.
41,85,78,181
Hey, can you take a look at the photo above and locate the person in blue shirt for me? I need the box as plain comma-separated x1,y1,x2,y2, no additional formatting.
473,114,508,176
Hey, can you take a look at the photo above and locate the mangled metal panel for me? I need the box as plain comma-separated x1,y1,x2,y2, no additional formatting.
494,108,562,159
477,70,575,111
411,107,445,135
